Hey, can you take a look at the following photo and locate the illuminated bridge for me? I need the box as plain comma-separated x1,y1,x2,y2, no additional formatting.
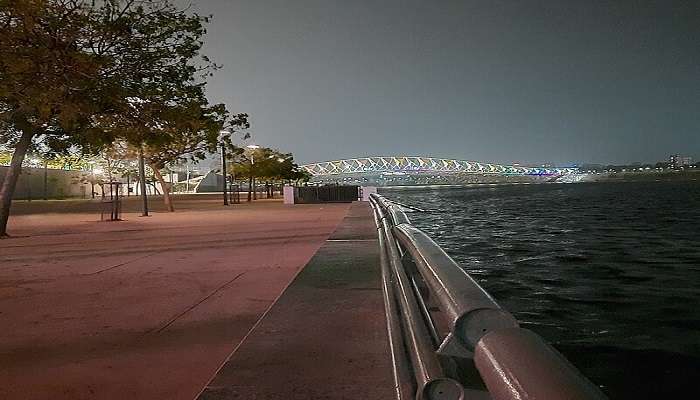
300,156,580,186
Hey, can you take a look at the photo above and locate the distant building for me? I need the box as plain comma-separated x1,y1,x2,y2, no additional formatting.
192,171,225,192
669,154,693,168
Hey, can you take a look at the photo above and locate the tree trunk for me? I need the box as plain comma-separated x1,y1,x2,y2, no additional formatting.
149,182,161,195
150,164,174,212
247,176,253,202
0,130,34,237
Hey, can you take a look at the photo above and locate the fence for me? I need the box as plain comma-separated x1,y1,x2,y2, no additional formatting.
369,194,607,400
294,185,359,203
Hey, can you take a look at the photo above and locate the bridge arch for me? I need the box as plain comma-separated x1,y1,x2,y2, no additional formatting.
300,156,576,177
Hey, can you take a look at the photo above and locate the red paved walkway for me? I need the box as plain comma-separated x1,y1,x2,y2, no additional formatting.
0,196,350,400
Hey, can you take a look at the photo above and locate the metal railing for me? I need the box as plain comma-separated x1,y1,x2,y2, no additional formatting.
369,193,607,400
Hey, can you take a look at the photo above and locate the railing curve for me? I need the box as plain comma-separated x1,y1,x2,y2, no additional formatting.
369,193,607,400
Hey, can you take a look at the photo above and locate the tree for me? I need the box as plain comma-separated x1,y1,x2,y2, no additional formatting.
229,147,306,201
141,110,250,211
290,167,312,185
45,153,90,171
0,0,223,236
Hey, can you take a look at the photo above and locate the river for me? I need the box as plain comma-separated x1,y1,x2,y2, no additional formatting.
381,180,700,399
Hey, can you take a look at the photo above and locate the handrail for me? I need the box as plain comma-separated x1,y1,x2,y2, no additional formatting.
474,328,607,400
381,211,463,400
384,198,428,213
393,224,518,356
372,194,410,226
369,193,607,400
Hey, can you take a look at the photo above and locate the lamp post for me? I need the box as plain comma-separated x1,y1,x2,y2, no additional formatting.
246,144,260,202
220,130,231,206
43,160,48,200
89,161,96,199
276,156,290,197
230,162,237,203
138,148,149,216
185,162,190,193
221,143,229,206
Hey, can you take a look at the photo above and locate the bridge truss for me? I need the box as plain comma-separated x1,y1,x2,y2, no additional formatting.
301,156,577,177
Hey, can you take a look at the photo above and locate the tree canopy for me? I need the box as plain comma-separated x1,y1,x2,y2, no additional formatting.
0,0,240,235
231,147,309,184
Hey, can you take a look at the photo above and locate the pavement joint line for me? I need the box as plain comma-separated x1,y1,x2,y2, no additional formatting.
0,219,323,242
82,250,165,276
146,270,249,336
326,239,377,242
1,233,327,262
1,226,322,249
0,227,234,248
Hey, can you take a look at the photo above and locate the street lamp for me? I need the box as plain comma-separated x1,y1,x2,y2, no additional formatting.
220,130,231,206
137,149,149,216
88,161,97,199
246,144,260,201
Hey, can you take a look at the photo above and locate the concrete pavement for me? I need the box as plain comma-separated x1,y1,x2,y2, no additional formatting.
198,202,395,400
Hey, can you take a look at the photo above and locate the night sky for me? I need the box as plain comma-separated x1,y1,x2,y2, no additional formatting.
186,0,699,165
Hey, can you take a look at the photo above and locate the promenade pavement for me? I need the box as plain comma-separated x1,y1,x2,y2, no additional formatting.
198,202,395,400
0,195,350,400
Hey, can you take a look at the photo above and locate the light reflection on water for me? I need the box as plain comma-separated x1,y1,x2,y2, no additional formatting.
381,181,700,399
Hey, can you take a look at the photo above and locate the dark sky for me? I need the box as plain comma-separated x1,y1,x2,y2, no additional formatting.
187,0,699,165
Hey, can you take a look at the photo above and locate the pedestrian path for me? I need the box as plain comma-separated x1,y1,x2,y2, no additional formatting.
197,202,395,399
0,198,349,400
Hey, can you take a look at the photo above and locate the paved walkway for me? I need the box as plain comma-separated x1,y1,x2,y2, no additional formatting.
198,202,395,399
0,195,350,400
